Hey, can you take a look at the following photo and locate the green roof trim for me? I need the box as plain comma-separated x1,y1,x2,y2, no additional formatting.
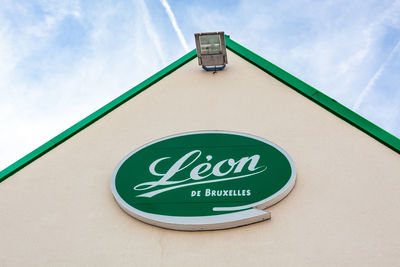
0,49,197,183
1,35,399,184
224,35,400,154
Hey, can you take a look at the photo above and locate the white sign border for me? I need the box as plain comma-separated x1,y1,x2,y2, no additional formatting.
111,130,296,231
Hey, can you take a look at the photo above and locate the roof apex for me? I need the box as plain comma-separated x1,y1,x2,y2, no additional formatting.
1,35,399,183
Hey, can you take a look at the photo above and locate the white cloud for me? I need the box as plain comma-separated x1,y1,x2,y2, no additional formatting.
339,1,400,73
353,40,400,110
160,0,190,52
186,0,400,135
0,0,172,170
137,0,167,65
1,0,399,171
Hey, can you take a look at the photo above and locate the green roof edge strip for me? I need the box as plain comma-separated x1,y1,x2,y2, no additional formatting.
224,35,400,154
1,35,399,184
0,49,197,183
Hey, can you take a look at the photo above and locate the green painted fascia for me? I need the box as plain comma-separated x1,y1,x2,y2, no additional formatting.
0,49,197,183
1,36,399,184
224,35,400,154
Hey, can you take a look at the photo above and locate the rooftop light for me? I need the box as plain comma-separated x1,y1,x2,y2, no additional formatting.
194,32,227,71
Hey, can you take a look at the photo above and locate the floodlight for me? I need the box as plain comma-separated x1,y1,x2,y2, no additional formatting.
194,32,227,71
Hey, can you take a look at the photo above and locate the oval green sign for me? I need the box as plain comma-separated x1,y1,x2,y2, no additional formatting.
111,131,296,230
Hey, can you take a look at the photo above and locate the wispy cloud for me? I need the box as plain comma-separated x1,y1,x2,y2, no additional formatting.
186,0,400,135
0,0,173,170
1,0,400,171
0,1,85,170
137,0,167,65
339,0,400,75
159,0,190,52
353,40,400,110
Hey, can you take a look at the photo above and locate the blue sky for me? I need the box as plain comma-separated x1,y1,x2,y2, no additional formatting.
0,0,399,170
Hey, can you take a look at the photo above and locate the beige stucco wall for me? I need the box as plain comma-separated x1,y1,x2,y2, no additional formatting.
1,51,399,266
